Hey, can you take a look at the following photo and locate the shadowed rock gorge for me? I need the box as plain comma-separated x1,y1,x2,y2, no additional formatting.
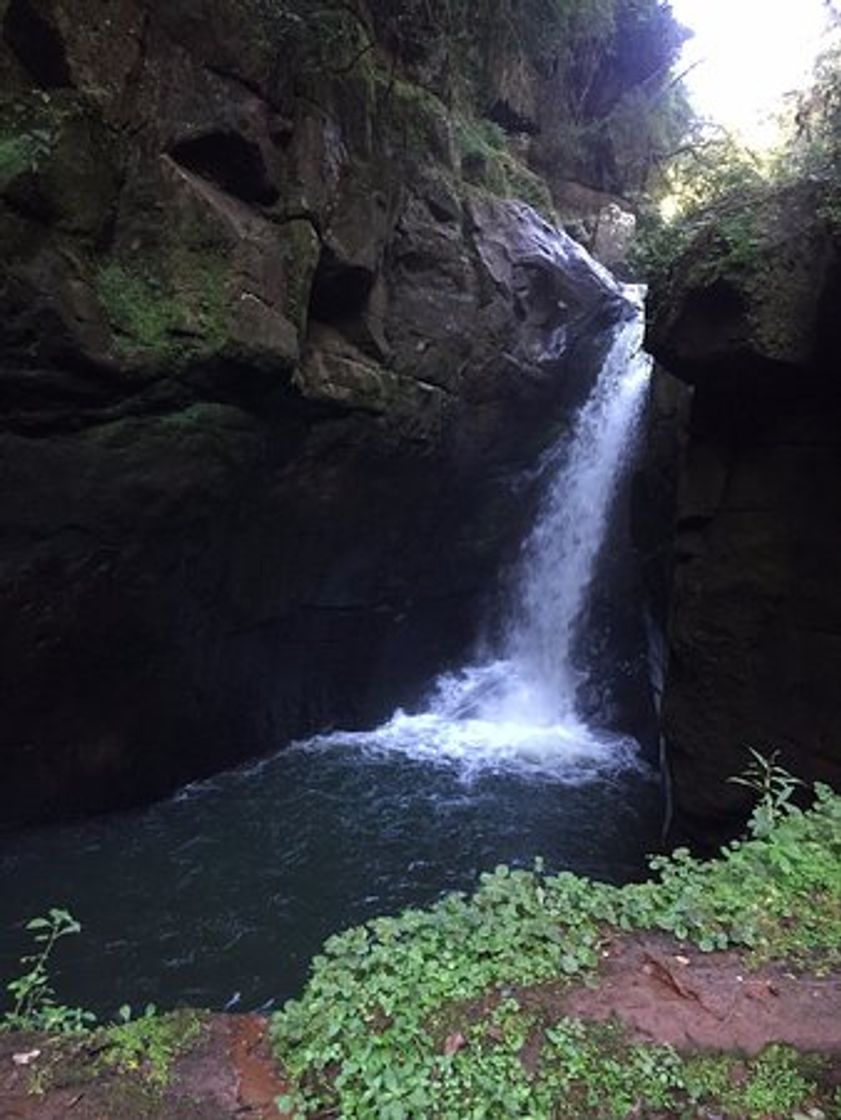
4,9,841,1116
9,0,840,849
0,0,686,827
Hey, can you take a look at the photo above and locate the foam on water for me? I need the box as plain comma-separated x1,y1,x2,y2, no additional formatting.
302,714,637,783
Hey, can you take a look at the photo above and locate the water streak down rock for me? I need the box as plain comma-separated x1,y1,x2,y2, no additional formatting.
0,0,631,827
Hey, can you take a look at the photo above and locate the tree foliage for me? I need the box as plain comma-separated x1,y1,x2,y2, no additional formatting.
785,33,841,178
633,14,841,285
251,0,691,192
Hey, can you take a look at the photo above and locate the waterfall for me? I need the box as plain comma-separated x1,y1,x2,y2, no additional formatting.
301,294,652,782
477,298,652,725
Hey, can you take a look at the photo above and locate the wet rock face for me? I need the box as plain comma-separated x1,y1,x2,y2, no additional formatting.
0,1,626,827
647,182,841,843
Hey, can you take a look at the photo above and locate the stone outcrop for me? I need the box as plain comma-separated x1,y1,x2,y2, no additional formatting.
0,0,631,826
365,0,687,264
647,181,841,842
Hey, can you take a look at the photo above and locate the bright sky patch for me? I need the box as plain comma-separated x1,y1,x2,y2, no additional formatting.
670,0,831,145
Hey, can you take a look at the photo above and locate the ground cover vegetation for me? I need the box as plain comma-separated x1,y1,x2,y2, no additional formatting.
270,780,841,1117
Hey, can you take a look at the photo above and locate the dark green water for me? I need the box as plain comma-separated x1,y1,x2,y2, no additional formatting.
0,736,661,1016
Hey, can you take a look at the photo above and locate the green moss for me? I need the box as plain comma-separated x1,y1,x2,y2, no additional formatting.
172,247,229,346
377,73,454,164
0,95,65,188
650,181,833,362
0,133,41,181
453,112,506,191
279,218,320,331
496,151,556,221
95,249,228,364
451,111,557,221
96,262,173,352
19,1010,207,1101
453,113,506,157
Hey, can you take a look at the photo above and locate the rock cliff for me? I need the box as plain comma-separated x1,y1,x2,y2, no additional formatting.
648,180,841,842
1,0,664,826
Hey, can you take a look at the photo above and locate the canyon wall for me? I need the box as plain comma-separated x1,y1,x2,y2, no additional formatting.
1,0,683,825
649,181,841,842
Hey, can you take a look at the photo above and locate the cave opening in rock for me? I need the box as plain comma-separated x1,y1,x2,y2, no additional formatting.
169,132,279,206
307,245,375,324
2,0,72,89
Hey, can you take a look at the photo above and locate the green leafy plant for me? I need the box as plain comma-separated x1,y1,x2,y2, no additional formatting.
1,921,205,1093
271,785,841,1117
0,127,53,181
1,909,95,1034
97,1006,205,1087
729,746,806,838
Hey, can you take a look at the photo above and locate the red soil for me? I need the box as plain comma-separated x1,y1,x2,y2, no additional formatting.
560,933,841,1054
0,1014,290,1120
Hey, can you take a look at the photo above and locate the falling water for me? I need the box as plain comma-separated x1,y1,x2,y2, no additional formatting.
498,293,652,723
304,292,653,780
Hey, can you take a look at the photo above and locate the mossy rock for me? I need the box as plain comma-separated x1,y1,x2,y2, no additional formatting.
453,111,556,222
649,180,841,382
376,72,457,169
95,248,229,366
0,91,119,235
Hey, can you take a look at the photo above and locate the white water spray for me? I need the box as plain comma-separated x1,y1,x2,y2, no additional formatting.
301,297,652,781
493,301,652,725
